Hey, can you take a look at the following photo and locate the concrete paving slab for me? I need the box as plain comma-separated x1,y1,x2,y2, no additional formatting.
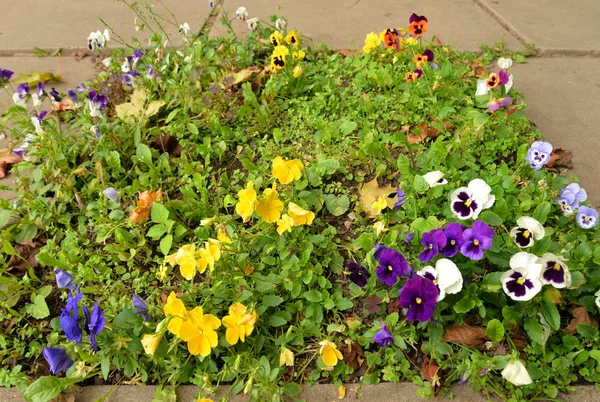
511,58,600,206
476,0,600,55
0,0,213,55
210,0,522,52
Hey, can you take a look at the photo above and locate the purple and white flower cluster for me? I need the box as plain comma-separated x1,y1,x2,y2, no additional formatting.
419,221,494,262
555,183,597,229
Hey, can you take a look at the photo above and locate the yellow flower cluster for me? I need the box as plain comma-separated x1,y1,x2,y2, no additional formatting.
165,240,223,280
363,32,381,53
269,30,305,77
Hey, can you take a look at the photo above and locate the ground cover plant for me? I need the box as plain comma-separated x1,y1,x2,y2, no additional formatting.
0,2,599,401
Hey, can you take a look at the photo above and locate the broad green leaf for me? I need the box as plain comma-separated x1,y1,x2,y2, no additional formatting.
262,295,284,307
524,317,544,345
12,70,63,86
151,203,169,224
23,376,80,402
413,175,429,194
532,202,551,225
27,294,49,319
136,143,153,166
159,235,173,255
479,210,503,226
453,297,476,314
304,290,323,302
540,299,560,331
325,194,349,216
0,210,11,228
283,383,302,397
486,319,505,343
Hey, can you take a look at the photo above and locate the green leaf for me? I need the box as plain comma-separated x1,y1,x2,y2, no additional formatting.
524,317,544,345
396,154,411,177
268,311,290,327
151,203,169,224
325,194,350,216
187,123,199,135
479,210,503,226
159,235,173,256
486,319,505,343
453,297,476,314
339,120,357,135
413,175,429,194
304,290,323,302
14,224,37,243
101,356,110,380
262,295,284,307
410,216,439,237
577,324,598,340
152,386,177,402
0,210,11,228
532,202,551,225
136,143,152,166
540,299,560,331
282,382,302,397
27,295,50,319
35,252,65,269
24,376,80,402
574,242,593,263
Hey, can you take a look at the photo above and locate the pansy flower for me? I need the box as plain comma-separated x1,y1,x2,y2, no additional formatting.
31,82,46,107
371,196,388,215
460,221,494,260
0,68,14,88
272,156,303,184
83,301,106,350
256,184,284,223
363,32,381,53
595,290,600,310
319,340,343,367
235,7,248,21
163,292,187,336
222,302,258,345
103,187,120,202
285,30,300,46
450,178,495,220
502,360,532,386
526,141,553,170
497,57,513,70
247,17,259,31
270,31,284,47
43,348,74,374
31,111,47,135
417,258,463,301
382,29,401,50
178,22,191,36
373,323,394,347
141,333,163,355
373,221,387,236
509,216,545,248
375,247,410,286
399,275,438,322
55,270,79,292
12,134,36,159
440,223,464,257
487,97,511,112
60,292,83,343
132,294,150,322
423,49,434,62
576,206,598,229
275,18,286,31
287,202,315,225
236,181,258,222
408,13,428,38
422,171,447,188
413,54,427,67
537,253,571,289
12,83,30,106
394,188,405,210
501,252,543,301
179,306,221,356
347,261,370,287
419,229,447,262
87,29,110,51
559,183,587,208
498,69,510,86
145,65,158,80
555,198,575,216
88,91,108,118
276,214,294,235
485,73,500,89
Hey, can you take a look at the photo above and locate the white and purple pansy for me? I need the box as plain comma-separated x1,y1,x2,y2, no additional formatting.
450,178,495,220
247,17,259,32
87,91,108,118
509,216,545,248
31,111,47,135
13,134,37,158
179,22,191,36
537,253,571,289
555,198,575,216
560,183,587,208
12,83,30,106
417,258,463,302
525,141,553,170
422,170,448,188
497,57,513,70
275,18,287,31
501,252,543,301
31,82,46,107
236,7,248,21
87,29,110,51
576,206,598,229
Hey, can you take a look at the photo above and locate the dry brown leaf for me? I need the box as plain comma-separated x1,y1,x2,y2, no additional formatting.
422,356,444,396
564,306,599,335
0,154,23,178
364,294,382,314
358,178,396,217
546,148,573,170
442,324,490,350
130,189,162,224
407,122,446,143
341,340,365,371
72,51,87,62
222,66,262,89
470,60,487,78
54,97,75,112
7,242,42,272
51,393,75,402
433,37,443,46
387,298,401,314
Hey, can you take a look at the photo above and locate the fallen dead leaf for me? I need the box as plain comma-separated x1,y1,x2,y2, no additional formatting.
564,306,599,335
407,120,450,143
546,148,573,170
151,134,181,157
0,154,23,179
51,393,75,402
358,178,396,217
422,356,444,397
116,89,165,122
433,37,443,47
130,189,162,224
72,51,87,62
7,241,42,273
470,60,487,78
341,339,365,371
364,294,382,314
221,66,262,89
442,324,490,350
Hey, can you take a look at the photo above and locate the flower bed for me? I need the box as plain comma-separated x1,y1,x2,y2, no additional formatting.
0,2,599,402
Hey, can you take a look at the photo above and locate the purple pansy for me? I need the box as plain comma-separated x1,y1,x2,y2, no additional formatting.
55,270,78,292
42,347,74,374
526,141,553,170
145,65,158,79
460,221,494,260
555,198,575,216
399,275,438,322
405,233,414,243
576,206,598,229
49,87,61,103
440,223,464,257
418,229,446,262
347,261,370,287
122,71,140,86
498,70,510,86
88,91,108,118
0,68,14,87
423,49,434,62
375,247,410,286
12,134,36,158
460,372,470,385
394,188,405,210
103,187,120,202
487,96,511,112
559,183,587,208
373,323,394,347
12,83,30,106
31,111,47,134
132,294,150,322
413,69,423,78
60,292,83,343
83,301,106,351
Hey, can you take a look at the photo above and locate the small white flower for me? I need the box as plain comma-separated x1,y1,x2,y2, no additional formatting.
505,74,514,93
501,252,543,301
275,18,287,31
102,57,112,67
208,0,215,8
31,116,43,135
509,216,545,248
102,29,111,43
12,93,26,106
179,22,191,36
422,171,447,188
88,100,102,118
183,55,192,63
537,253,571,288
121,59,131,73
417,258,463,302
103,187,120,202
235,7,248,21
247,17,259,32
497,57,513,70
450,178,494,220
475,79,490,96
501,360,532,386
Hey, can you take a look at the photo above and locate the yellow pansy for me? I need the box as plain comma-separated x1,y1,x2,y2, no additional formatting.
280,347,295,367
272,156,304,185
222,302,258,345
270,31,284,46
363,32,381,53
371,196,388,215
277,214,294,235
236,181,257,223
373,221,388,236
285,30,300,46
164,292,187,336
292,65,303,78
206,239,221,261
338,385,346,399
292,50,306,60
196,399,214,402
319,340,343,367
178,306,221,356
217,225,232,244
287,202,315,226
141,333,163,355
270,45,290,70
196,247,215,274
256,185,284,223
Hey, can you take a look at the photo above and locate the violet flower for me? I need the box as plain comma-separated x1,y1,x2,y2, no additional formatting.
55,270,78,292
12,134,36,158
42,347,74,374
559,183,587,208
405,233,414,243
68,89,81,105
423,49,434,62
526,141,553,170
133,294,150,321
375,247,410,286
0,68,14,87
399,275,438,322
413,69,423,78
12,83,30,106
60,292,83,343
440,223,464,257
103,187,120,202
394,188,405,210
419,229,446,262
83,301,106,351
32,82,46,107
487,96,511,112
460,221,494,260
556,198,575,216
88,91,108,118
498,70,510,86
373,323,394,347
145,65,158,79
347,261,370,287
373,244,386,260
576,206,598,229
122,71,139,87
49,87,61,103
31,111,47,135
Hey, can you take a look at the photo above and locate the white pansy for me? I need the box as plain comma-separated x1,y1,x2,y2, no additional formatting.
236,7,248,21
417,259,463,302
505,74,514,93
501,360,532,386
275,18,287,31
179,22,191,36
247,17,259,31
537,253,571,288
497,57,513,70
595,290,600,310
422,171,447,188
475,79,490,96
450,178,494,220
501,252,543,301
509,216,545,248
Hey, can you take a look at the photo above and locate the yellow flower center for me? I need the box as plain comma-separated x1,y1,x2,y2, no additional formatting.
554,263,561,271
388,265,393,271
428,244,433,249
473,240,479,246
465,199,472,207
415,298,422,304
517,277,525,285
522,230,530,239
450,240,456,245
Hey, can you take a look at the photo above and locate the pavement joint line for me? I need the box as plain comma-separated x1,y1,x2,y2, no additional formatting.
470,0,531,46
